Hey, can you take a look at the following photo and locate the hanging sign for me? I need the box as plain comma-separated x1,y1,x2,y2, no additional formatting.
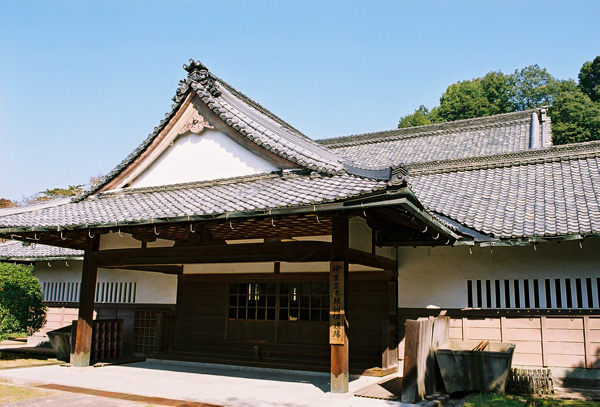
329,261,345,344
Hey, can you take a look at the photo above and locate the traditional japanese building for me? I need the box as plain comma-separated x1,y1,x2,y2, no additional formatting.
1,60,598,392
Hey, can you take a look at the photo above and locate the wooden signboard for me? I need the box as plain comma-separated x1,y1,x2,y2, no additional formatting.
330,261,345,344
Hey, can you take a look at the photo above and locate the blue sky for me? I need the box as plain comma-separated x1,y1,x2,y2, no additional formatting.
1,0,599,201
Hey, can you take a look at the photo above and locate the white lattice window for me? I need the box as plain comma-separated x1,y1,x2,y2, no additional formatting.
467,278,600,309
42,281,137,303
42,281,80,302
94,282,137,303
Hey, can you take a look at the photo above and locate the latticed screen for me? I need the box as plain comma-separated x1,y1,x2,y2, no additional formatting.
228,282,329,322
42,281,136,303
133,310,159,354
467,277,600,309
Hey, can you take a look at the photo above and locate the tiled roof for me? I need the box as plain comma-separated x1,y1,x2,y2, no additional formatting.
189,62,347,175
82,61,348,200
0,60,595,245
407,141,600,239
0,240,82,261
0,173,389,230
319,110,544,169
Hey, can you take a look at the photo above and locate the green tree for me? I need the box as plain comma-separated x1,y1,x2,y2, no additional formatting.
508,65,558,110
0,263,47,337
398,105,439,128
433,71,512,122
20,184,84,206
397,57,600,146
550,80,600,144
40,185,83,199
579,56,600,102
435,78,490,122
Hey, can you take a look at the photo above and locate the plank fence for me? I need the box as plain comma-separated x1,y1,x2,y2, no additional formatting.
400,315,600,370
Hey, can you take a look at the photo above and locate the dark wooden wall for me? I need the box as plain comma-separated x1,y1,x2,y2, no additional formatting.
175,273,394,371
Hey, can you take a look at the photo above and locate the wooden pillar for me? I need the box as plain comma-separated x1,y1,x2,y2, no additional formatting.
330,214,349,393
71,235,99,367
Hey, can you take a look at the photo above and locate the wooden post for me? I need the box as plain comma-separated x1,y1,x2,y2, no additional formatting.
401,317,448,403
71,235,99,367
330,214,349,394
540,316,548,367
500,316,507,342
402,320,421,403
583,316,592,369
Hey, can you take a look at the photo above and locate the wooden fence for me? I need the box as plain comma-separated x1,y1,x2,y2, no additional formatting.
399,314,600,369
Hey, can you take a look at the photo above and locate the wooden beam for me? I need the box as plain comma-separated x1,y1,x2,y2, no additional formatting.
92,241,332,267
330,214,349,394
347,249,397,272
102,265,183,275
71,235,99,367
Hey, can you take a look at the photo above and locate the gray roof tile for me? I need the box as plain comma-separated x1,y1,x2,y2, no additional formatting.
0,173,388,230
0,240,82,260
409,141,600,239
319,110,539,169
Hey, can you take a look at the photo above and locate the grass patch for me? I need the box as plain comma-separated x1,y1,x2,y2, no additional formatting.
463,393,600,407
0,332,27,341
0,383,57,403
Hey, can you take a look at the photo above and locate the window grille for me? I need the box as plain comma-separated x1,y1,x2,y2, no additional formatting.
42,281,80,302
228,282,330,322
133,310,159,354
42,281,136,303
94,282,137,303
467,278,600,309
279,282,329,322
229,283,277,320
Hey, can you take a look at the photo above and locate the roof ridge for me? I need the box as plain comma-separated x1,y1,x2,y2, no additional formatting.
319,109,538,148
188,60,347,175
214,76,310,140
405,140,600,176
96,172,282,197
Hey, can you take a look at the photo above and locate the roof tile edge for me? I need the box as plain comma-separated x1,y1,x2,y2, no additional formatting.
405,140,600,176
318,108,541,147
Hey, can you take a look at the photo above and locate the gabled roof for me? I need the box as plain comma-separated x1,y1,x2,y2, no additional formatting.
319,109,551,169
83,60,349,200
407,141,600,240
0,240,82,262
0,59,597,248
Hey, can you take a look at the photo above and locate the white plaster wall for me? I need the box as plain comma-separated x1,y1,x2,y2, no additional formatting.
397,239,600,309
35,261,83,284
130,129,279,188
34,261,176,304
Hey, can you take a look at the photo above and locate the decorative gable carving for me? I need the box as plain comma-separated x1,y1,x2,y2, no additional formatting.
178,113,213,136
